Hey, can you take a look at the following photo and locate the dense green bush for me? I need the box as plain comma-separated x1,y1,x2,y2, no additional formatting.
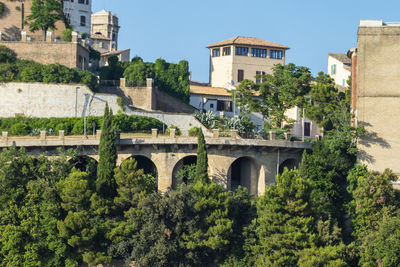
0,114,166,136
0,45,99,91
165,125,181,136
188,126,200,137
0,2,4,17
123,57,190,103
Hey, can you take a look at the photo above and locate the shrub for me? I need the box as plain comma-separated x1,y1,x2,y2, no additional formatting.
62,28,72,42
0,46,16,63
0,50,99,91
188,127,200,137
166,125,181,136
0,115,166,136
0,2,4,17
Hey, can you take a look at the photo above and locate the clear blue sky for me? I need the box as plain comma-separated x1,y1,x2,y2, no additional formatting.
93,0,400,82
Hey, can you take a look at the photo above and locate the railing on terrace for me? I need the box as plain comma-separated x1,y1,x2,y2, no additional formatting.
0,129,320,145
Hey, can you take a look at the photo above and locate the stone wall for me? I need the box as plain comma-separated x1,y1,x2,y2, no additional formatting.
120,78,196,113
0,82,208,136
0,39,89,69
356,21,400,175
0,82,120,118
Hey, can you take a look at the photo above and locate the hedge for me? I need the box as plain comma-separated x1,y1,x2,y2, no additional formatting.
0,114,166,136
0,45,99,91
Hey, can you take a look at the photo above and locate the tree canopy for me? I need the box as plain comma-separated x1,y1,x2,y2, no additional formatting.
27,0,63,41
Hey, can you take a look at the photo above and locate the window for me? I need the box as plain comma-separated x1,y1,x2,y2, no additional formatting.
222,47,231,56
251,48,267,58
217,100,233,112
78,0,84,3
235,46,248,56
342,79,346,86
99,42,103,48
270,50,283,59
238,69,244,83
256,71,265,83
212,48,220,57
331,64,337,75
210,103,214,108
86,0,89,4
304,122,311,137
80,16,86,26
65,13,70,24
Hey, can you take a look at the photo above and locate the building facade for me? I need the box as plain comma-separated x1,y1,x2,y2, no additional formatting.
91,9,119,52
354,20,400,175
207,36,289,88
63,0,92,34
327,53,351,88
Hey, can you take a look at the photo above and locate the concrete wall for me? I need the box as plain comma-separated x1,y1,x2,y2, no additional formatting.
356,21,400,174
0,40,89,70
0,82,120,118
327,56,351,87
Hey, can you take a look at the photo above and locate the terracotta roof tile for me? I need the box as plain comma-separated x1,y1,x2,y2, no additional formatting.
190,85,260,97
328,53,352,65
207,36,289,49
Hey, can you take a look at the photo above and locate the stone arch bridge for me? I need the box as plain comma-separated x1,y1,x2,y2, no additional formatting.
0,132,311,195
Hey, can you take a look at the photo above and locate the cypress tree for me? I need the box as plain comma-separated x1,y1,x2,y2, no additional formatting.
96,104,117,198
195,129,208,182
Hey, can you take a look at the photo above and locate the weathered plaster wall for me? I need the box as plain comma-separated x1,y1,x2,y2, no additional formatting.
0,82,120,118
356,24,400,174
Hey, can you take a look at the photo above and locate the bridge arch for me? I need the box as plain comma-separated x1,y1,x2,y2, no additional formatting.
279,158,299,174
228,156,261,195
123,155,158,179
172,155,197,189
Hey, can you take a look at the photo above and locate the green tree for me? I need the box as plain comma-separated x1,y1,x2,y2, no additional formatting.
306,72,350,131
235,63,312,128
297,243,356,267
26,0,63,41
130,187,198,266
195,129,208,183
0,45,16,63
359,214,400,266
348,169,398,240
96,104,117,198
251,169,317,266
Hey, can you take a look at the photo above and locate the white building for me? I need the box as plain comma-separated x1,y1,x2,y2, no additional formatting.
327,53,351,88
63,0,92,34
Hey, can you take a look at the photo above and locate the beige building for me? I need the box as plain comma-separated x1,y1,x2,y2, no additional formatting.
90,9,130,66
354,20,400,175
327,53,351,88
91,10,119,52
207,36,289,88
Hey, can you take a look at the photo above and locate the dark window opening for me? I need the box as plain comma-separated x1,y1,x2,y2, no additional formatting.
212,48,220,57
304,122,311,137
238,69,244,82
251,48,267,58
80,16,86,26
217,100,233,112
223,47,231,56
270,49,283,59
235,46,248,56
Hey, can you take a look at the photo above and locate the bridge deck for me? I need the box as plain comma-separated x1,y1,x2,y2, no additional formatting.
0,135,312,150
